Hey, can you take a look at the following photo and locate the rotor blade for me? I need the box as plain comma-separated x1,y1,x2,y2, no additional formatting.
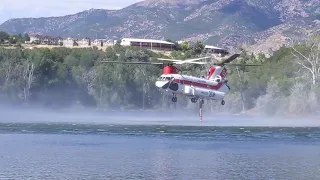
214,53,240,65
181,56,212,63
183,61,208,65
99,60,206,66
99,61,163,65
157,58,182,62
226,64,262,66
158,56,211,64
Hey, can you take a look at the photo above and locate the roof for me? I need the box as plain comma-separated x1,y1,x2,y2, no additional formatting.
29,34,63,40
122,38,175,45
205,45,224,50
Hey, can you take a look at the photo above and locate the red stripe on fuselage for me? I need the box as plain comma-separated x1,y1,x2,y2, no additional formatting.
174,79,222,90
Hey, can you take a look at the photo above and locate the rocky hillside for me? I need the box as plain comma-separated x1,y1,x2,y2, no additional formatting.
0,0,319,53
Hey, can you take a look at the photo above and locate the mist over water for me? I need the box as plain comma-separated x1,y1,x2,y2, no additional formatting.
0,103,320,127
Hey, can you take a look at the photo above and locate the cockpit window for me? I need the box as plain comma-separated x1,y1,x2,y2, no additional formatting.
158,76,172,81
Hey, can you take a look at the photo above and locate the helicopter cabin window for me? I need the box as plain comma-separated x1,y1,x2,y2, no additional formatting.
158,76,172,81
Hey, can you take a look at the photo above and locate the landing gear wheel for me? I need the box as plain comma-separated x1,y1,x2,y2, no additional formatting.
221,100,225,105
171,93,177,103
191,98,198,103
172,97,177,102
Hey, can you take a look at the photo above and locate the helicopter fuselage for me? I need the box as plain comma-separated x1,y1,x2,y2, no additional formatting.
155,73,230,101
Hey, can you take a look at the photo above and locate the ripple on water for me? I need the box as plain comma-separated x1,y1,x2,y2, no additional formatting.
0,123,320,179
0,123,320,142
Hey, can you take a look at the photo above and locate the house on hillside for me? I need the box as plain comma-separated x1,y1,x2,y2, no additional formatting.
42,35,63,45
204,45,229,57
77,38,91,47
29,35,41,44
91,39,104,47
104,39,116,47
91,39,115,47
63,37,75,47
28,34,63,45
120,38,175,51
56,36,64,45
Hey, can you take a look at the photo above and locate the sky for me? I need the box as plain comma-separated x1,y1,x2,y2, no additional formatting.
0,0,142,24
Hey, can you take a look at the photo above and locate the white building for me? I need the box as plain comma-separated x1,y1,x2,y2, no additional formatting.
204,45,229,57
91,39,116,47
77,38,91,47
28,34,63,45
120,38,175,51
91,39,103,47
63,37,75,47
29,35,41,44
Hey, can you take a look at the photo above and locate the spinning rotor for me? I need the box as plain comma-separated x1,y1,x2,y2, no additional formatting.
99,51,261,68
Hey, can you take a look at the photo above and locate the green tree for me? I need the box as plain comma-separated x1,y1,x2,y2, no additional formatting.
180,41,190,52
291,34,320,85
0,31,10,43
255,77,283,116
23,33,30,42
193,41,205,54
0,36,317,115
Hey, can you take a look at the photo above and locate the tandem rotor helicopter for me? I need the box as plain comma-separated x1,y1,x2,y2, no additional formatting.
101,47,261,121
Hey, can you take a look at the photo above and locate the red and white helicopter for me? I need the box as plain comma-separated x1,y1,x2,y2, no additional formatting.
101,52,260,120
155,54,240,106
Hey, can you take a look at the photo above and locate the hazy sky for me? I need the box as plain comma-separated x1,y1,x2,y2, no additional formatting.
0,0,142,24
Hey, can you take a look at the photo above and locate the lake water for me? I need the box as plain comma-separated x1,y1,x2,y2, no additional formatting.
0,122,320,180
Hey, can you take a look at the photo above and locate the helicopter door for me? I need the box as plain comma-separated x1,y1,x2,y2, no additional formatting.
184,85,194,96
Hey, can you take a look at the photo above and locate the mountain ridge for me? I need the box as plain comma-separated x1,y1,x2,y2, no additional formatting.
0,0,319,54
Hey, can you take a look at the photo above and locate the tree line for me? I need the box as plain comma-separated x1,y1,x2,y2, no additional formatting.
0,31,30,45
0,34,319,116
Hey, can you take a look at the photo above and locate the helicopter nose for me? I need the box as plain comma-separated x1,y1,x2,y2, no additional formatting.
155,81,170,89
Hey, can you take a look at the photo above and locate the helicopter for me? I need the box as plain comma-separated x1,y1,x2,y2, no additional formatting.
100,52,260,120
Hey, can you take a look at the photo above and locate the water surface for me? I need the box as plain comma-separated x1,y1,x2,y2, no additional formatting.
0,123,320,179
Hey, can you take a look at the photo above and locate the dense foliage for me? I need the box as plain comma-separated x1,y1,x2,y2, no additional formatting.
0,31,29,45
0,35,319,116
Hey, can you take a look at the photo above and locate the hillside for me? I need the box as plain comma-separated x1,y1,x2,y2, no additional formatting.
0,0,319,53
